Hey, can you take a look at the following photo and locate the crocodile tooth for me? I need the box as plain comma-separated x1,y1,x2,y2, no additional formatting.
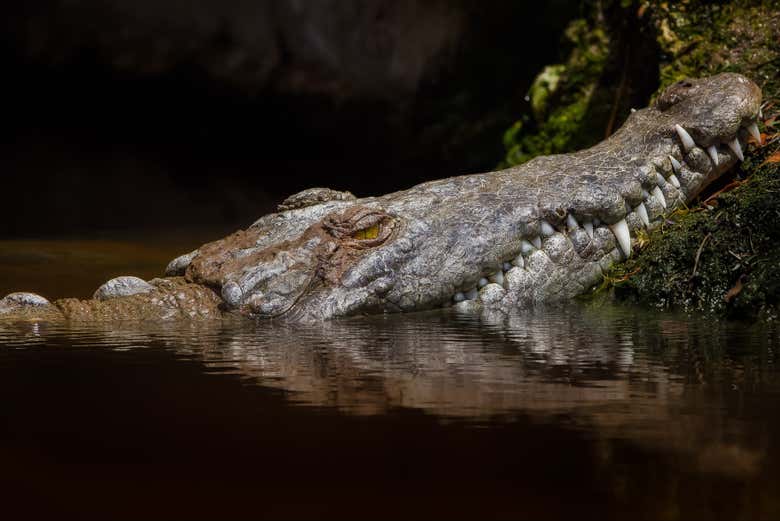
489,271,504,285
532,236,542,249
566,213,579,230
727,137,744,161
668,155,682,173
747,122,761,143
610,219,631,258
669,174,681,188
478,277,489,288
656,172,667,187
583,221,594,238
759,106,763,119
465,287,478,300
636,203,650,227
641,189,650,200
502,262,513,272
520,240,535,255
453,292,466,303
675,124,695,152
512,255,525,268
540,220,555,236
707,145,719,166
652,186,667,209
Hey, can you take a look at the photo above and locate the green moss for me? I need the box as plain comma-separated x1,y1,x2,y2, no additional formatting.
528,64,566,121
503,87,595,166
650,0,780,97
500,14,610,167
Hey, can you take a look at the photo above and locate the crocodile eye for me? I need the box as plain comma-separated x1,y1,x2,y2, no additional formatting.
353,224,380,240
323,206,396,245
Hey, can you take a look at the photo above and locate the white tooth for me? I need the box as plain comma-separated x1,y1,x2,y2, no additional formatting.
636,203,650,227
727,137,744,161
583,221,594,238
747,122,761,143
630,108,637,113
675,124,695,152
540,220,555,236
759,106,763,120
520,240,535,255
669,174,680,188
652,186,667,209
668,155,682,173
478,277,489,288
641,189,650,200
512,255,525,268
566,213,579,230
502,262,512,272
465,288,478,300
707,145,719,166
656,172,667,187
453,292,466,303
532,236,542,249
489,271,504,285
610,219,631,258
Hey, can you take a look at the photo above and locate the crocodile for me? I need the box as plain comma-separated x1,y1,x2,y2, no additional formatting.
0,73,763,322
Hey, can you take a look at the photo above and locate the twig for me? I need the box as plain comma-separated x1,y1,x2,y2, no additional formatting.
727,249,743,262
691,233,712,278
748,228,756,255
750,56,780,71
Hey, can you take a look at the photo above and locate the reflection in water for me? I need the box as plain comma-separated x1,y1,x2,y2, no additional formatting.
2,304,779,519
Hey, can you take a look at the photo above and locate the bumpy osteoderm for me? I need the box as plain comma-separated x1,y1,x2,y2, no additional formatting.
1,73,763,322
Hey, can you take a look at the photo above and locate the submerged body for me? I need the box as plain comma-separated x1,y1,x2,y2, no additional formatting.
1,73,763,322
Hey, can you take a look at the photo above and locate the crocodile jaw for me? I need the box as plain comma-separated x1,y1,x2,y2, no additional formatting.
220,73,760,321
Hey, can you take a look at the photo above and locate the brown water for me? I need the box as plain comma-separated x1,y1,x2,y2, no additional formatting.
2,241,780,520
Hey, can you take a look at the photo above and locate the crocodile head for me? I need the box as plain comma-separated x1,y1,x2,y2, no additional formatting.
177,73,762,321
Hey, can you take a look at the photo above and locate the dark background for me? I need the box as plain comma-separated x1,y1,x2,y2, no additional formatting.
1,0,584,237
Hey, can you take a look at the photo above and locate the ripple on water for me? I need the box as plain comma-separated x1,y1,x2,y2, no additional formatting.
1,304,777,421
2,303,780,519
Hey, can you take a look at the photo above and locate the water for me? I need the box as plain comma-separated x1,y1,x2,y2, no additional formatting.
2,242,780,520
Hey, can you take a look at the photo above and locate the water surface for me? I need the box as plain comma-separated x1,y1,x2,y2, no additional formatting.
2,241,779,520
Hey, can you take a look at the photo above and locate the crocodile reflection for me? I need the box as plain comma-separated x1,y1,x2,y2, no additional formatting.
4,305,775,479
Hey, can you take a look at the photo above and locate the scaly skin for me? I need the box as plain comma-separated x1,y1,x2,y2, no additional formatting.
0,73,763,322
